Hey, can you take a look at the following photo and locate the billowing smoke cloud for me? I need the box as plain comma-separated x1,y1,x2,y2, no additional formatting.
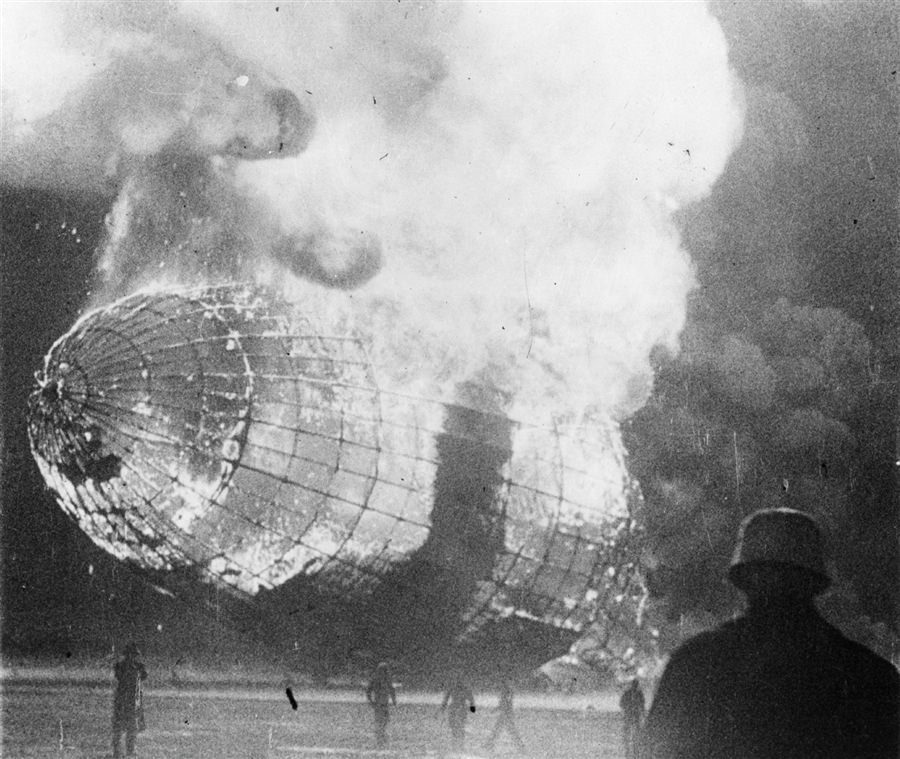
618,0,899,648
2,2,741,425
626,298,878,635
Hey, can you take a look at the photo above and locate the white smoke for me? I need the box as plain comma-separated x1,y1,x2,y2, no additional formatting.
2,1,742,424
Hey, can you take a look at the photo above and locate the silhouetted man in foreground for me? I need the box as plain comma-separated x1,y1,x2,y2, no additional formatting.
619,678,645,759
112,643,148,758
365,662,397,748
640,508,899,759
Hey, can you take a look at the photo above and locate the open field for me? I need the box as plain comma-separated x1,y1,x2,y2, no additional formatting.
2,678,627,759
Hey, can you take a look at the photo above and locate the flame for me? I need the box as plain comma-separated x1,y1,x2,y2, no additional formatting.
3,2,740,427
219,2,742,422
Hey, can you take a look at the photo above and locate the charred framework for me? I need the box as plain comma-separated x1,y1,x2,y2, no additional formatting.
27,283,640,667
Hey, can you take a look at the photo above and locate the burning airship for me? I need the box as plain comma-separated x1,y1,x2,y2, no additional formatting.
28,283,642,667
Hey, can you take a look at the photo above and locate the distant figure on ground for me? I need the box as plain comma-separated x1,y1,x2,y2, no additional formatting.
365,662,397,748
441,673,476,751
619,678,645,759
639,508,900,759
484,678,526,753
112,643,148,758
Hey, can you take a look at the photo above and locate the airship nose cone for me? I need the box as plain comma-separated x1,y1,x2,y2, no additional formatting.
26,285,427,594
29,360,122,486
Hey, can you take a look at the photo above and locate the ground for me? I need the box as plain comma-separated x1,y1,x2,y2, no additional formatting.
2,676,626,759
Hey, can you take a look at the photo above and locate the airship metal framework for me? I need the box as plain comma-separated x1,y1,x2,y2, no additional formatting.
29,283,643,650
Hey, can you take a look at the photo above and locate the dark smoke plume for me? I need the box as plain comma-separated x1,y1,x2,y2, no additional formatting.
625,0,899,659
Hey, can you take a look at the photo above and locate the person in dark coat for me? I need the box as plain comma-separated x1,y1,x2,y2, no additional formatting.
112,643,148,758
619,678,646,759
365,662,397,748
639,508,899,759
484,678,526,753
440,673,476,751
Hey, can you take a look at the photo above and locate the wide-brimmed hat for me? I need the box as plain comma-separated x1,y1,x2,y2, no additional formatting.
728,508,830,590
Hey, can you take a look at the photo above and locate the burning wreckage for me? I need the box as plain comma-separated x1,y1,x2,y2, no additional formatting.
28,283,643,668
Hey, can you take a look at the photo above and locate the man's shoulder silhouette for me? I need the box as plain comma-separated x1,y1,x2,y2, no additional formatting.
640,509,899,759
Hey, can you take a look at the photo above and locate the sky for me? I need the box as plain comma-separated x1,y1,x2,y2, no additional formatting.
1,0,897,664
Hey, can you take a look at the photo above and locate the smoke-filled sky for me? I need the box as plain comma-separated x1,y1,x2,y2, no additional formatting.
1,0,897,656
2,1,741,425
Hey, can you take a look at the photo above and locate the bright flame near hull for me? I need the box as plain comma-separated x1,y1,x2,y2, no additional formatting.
28,284,639,641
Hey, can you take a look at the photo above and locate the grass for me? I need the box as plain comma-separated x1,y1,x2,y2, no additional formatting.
2,674,627,759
